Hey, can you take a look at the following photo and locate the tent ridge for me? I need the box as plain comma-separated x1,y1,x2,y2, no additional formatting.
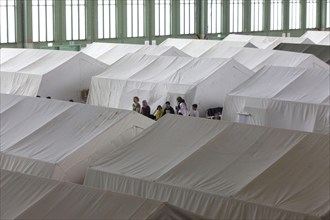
0,97,25,115
16,51,66,73
154,122,232,181
232,134,316,201
57,111,131,168
126,198,153,220
3,104,76,157
271,70,308,100
13,182,61,219
1,49,52,72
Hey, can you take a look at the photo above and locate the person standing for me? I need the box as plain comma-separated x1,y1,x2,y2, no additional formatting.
163,101,175,116
176,97,188,116
132,96,141,113
189,104,199,117
155,105,164,120
141,100,151,118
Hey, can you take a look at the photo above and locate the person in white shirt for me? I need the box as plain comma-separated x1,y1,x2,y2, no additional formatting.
176,97,189,116
189,104,199,117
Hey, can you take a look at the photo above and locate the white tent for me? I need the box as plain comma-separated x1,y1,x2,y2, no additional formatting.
82,42,189,65
85,115,330,220
0,48,108,102
301,31,330,45
160,38,255,57
88,53,254,115
199,46,329,72
223,34,314,49
223,66,330,134
0,94,153,183
0,170,203,220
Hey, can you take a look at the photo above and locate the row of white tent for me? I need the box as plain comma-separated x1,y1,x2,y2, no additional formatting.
1,96,329,219
87,53,329,134
1,40,327,101
222,34,314,49
1,169,203,219
221,31,330,49
0,48,108,102
1,34,329,133
160,38,328,71
159,31,330,53
88,54,254,115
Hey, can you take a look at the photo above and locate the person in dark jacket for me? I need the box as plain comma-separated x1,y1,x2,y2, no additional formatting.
163,101,175,116
141,100,151,118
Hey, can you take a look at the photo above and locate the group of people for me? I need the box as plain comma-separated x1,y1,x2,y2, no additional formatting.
132,96,199,120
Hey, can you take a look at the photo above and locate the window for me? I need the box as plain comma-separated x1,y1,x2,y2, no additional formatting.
207,0,222,34
289,0,301,29
66,0,86,40
306,0,317,29
127,0,144,37
32,0,54,42
326,0,330,28
270,0,282,30
155,0,171,36
230,0,243,32
0,0,16,43
98,0,116,39
251,0,264,31
180,0,195,34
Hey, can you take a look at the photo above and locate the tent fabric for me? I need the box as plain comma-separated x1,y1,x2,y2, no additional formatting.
87,53,254,115
0,48,26,64
0,48,108,102
160,38,255,57
82,42,189,65
0,94,153,183
274,43,330,65
84,115,330,220
301,31,330,45
223,66,330,134
0,170,204,220
199,46,329,72
223,34,314,49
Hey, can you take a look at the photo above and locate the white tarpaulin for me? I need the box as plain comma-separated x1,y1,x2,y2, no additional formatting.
199,46,329,72
0,94,153,183
0,48,108,102
82,42,189,65
223,34,314,49
85,115,330,220
88,54,254,115
0,170,203,220
160,38,255,57
223,66,330,134
301,31,330,45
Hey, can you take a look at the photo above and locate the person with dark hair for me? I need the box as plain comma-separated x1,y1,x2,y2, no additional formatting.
141,100,151,118
189,104,199,117
176,96,188,116
132,96,141,113
155,105,164,120
163,101,175,116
